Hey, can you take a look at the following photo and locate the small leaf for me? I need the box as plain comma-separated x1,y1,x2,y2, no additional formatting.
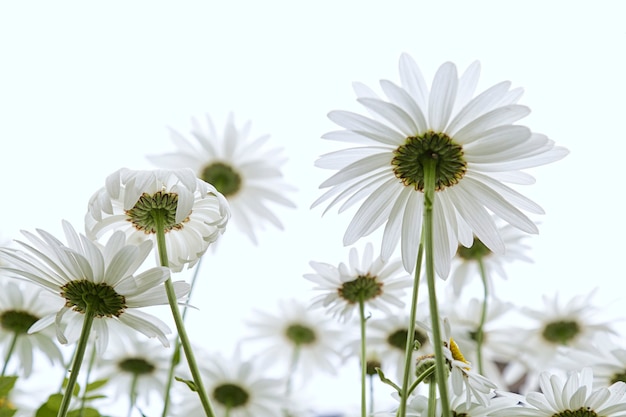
0,376,17,397
174,376,198,392
85,379,109,392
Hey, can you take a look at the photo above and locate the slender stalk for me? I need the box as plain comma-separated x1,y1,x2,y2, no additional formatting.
285,344,301,398
162,256,205,417
359,299,367,417
78,343,98,417
475,259,489,375
57,305,96,417
422,158,450,417
0,333,18,376
396,243,424,417
128,374,139,417
427,379,437,417
369,373,375,417
153,216,216,417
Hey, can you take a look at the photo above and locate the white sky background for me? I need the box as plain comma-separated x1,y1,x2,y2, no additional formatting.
1,1,626,414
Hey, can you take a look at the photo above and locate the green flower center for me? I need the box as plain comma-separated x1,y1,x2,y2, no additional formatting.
0,310,39,335
118,357,156,375
542,320,580,345
610,370,626,384
391,131,467,191
201,162,242,197
366,359,381,376
457,237,491,261
212,383,249,408
125,191,188,234
60,280,126,318
285,323,316,345
387,328,429,351
338,274,382,304
551,407,598,417
452,413,468,417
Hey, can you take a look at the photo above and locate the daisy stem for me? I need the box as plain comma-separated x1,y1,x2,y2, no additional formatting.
153,217,216,417
396,242,424,417
475,259,488,375
359,298,367,417
78,343,97,417
128,374,139,417
422,158,451,417
162,256,205,416
0,333,18,377
369,373,375,417
285,344,301,398
427,379,437,417
57,305,96,417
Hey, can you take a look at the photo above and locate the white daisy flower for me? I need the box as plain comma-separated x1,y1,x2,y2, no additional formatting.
92,324,171,412
450,220,532,296
492,368,626,417
592,347,626,387
147,113,296,245
313,53,568,276
178,350,285,417
85,168,230,272
304,242,411,321
245,298,344,378
0,221,189,350
389,391,522,417
509,291,615,388
0,279,64,377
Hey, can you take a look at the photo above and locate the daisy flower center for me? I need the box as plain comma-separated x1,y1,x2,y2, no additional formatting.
366,358,382,376
542,320,580,345
285,323,317,345
118,357,156,375
391,131,467,191
212,383,249,408
552,408,598,417
610,370,626,384
60,280,127,318
201,162,242,197
0,310,39,334
338,274,383,304
387,328,429,351
457,237,491,261
125,191,189,234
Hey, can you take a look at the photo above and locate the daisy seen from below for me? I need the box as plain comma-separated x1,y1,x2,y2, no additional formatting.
147,113,296,245
245,298,343,383
389,391,522,417
304,242,411,321
85,167,230,272
178,350,285,417
313,53,568,277
0,279,64,377
92,324,171,415
491,368,626,417
450,219,532,296
591,347,626,387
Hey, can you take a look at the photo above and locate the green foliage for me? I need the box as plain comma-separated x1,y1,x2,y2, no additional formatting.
175,376,198,392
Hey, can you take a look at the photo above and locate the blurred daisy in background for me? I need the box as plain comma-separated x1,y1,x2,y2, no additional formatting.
304,243,411,321
147,113,296,245
85,168,230,272
0,279,64,377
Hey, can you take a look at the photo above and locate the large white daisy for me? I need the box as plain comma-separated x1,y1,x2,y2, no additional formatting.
0,279,64,377
492,368,626,417
0,221,189,350
313,53,568,276
304,242,411,321
147,113,296,245
85,168,230,272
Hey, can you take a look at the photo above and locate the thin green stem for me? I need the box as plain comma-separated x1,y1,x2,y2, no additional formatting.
162,256,205,417
78,343,97,417
475,259,489,375
423,158,450,417
0,333,18,377
128,374,139,417
359,299,367,417
153,215,216,417
396,243,424,417
285,344,301,399
427,379,437,417
57,305,96,417
369,373,375,417
407,363,436,398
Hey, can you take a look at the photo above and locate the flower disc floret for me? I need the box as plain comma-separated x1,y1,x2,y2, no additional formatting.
542,320,580,345
213,383,250,408
285,323,317,345
0,310,39,335
338,273,383,303
201,162,242,197
126,191,188,234
118,357,156,375
61,280,127,318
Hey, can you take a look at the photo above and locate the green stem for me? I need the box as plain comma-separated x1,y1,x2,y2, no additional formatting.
128,374,139,417
78,343,97,417
1,333,18,377
153,216,216,417
407,363,436,398
475,259,488,375
162,256,205,417
423,158,450,417
57,306,96,417
285,344,301,399
359,299,367,417
369,373,375,417
427,379,437,417
396,243,424,417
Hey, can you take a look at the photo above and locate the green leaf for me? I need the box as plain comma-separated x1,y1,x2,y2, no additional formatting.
0,407,17,417
0,376,17,397
35,393,63,417
174,376,198,392
68,408,102,417
61,378,80,397
85,378,109,392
